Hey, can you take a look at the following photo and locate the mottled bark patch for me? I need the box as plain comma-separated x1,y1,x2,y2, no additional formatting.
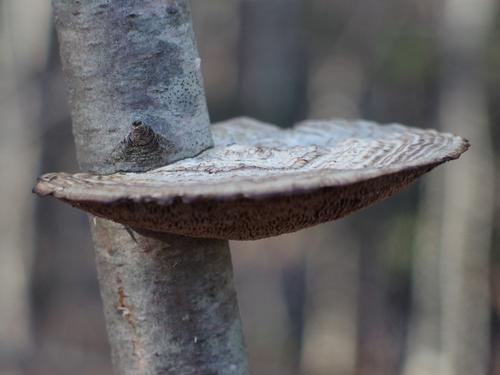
113,39,184,110
53,0,213,174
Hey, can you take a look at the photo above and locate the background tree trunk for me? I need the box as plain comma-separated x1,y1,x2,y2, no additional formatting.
232,2,308,374
404,0,496,374
438,0,495,372
0,0,51,371
237,0,307,127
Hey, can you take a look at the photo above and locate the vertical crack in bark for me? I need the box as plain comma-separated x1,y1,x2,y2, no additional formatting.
116,274,146,371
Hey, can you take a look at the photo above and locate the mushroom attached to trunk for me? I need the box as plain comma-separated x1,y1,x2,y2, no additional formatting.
34,116,468,241
37,1,469,372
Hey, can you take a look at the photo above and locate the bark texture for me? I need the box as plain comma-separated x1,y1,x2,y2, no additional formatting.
92,219,247,374
52,0,213,174
51,0,248,373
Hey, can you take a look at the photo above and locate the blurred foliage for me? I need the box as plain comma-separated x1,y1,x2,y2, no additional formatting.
376,31,438,85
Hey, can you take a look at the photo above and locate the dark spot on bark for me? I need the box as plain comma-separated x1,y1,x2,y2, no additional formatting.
127,121,156,146
127,13,138,19
124,226,138,243
109,121,176,171
167,5,178,15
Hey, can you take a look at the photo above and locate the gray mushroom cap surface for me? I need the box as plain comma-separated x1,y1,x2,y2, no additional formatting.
34,117,469,240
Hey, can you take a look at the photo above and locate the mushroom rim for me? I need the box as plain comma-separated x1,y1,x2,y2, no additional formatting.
33,155,466,208
33,117,470,206
54,161,442,240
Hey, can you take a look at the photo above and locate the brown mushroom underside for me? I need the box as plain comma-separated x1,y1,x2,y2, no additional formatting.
34,117,469,240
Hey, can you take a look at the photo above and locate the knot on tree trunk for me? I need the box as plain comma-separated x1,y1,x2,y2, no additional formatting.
128,121,158,147
109,120,176,172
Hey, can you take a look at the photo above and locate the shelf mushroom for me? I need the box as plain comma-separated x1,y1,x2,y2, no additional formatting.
34,116,468,240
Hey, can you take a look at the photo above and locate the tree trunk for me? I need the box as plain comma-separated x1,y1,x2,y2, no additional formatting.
0,0,51,370
51,1,248,373
438,0,495,373
238,0,307,127
404,0,495,374
300,221,360,375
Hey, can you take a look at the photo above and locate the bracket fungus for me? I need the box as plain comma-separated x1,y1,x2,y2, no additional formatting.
34,116,468,241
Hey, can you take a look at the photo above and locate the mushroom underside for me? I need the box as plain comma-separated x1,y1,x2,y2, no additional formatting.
34,117,469,240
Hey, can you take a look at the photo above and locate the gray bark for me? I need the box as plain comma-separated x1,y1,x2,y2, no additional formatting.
52,0,213,174
92,219,247,374
51,0,248,373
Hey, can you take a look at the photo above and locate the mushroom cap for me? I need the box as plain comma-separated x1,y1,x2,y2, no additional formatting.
34,117,468,240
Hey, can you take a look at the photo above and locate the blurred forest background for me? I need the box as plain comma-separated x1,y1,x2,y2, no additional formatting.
1,0,499,374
